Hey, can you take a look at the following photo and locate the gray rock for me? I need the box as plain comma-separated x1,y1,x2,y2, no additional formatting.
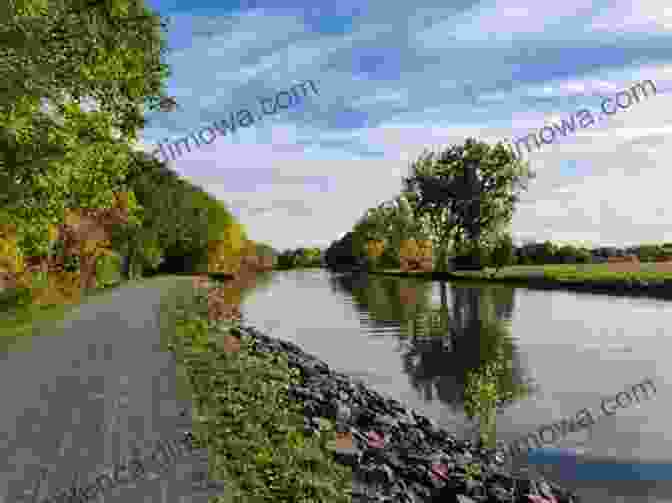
374,414,399,430
236,323,580,503
361,463,396,485
333,445,362,467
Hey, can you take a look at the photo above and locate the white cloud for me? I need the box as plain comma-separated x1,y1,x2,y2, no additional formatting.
590,1,672,32
140,2,672,250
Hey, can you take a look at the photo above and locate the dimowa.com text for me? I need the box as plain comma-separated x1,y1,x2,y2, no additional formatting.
499,377,656,460
151,79,319,162
504,79,656,159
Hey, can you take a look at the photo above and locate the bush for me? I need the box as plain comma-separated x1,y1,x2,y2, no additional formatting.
0,287,32,309
96,253,122,288
277,251,297,269
31,270,81,305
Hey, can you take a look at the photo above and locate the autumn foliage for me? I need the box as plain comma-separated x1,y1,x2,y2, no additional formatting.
207,226,275,277
399,239,433,272
1,193,131,306
0,224,27,292
365,239,386,268
206,282,244,323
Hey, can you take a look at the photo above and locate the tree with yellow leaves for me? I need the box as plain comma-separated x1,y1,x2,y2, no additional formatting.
365,239,386,270
0,223,24,276
207,221,246,275
399,238,433,272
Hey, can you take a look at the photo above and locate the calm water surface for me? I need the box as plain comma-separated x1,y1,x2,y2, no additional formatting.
240,269,672,502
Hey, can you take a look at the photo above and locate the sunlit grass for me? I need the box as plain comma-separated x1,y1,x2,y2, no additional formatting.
0,278,131,349
0,302,72,338
162,277,353,502
374,263,672,286
457,263,672,282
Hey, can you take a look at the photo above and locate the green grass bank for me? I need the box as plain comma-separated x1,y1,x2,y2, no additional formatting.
157,277,352,503
368,263,672,300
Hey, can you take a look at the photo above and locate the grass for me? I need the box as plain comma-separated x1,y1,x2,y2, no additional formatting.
0,273,149,352
0,253,126,341
453,263,672,282
160,277,353,503
0,297,80,340
375,263,672,284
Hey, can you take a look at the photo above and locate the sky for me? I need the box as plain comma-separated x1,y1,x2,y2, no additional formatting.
136,0,672,251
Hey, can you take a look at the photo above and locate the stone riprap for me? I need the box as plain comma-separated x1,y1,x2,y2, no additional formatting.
233,324,580,503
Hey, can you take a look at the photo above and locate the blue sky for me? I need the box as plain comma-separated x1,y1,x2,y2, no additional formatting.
135,0,672,251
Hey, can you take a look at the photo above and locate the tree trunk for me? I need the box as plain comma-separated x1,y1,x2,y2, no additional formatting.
120,250,131,280
79,254,98,293
436,245,447,273
440,281,448,312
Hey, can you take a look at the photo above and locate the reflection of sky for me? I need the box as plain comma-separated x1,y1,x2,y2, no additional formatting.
527,448,672,481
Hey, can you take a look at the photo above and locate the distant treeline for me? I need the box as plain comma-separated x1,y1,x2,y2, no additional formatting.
322,138,672,274
324,235,672,270
325,138,535,273
513,242,672,265
275,247,324,269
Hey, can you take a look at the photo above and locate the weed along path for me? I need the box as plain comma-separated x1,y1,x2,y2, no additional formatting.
0,276,227,503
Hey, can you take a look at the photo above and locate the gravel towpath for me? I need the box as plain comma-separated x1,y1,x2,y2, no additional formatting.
0,276,224,503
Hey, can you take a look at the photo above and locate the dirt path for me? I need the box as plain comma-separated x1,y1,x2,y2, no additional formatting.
0,276,226,503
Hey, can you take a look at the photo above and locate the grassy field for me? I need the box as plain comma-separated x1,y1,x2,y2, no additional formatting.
375,262,672,284
454,262,672,282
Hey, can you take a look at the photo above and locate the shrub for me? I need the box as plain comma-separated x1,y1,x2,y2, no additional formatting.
96,253,122,287
0,286,32,309
31,270,81,305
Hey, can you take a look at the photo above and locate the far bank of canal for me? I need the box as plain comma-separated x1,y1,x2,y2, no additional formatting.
368,266,672,302
235,268,672,503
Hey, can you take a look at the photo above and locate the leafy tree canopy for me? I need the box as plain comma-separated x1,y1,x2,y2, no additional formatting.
402,138,534,269
0,0,171,257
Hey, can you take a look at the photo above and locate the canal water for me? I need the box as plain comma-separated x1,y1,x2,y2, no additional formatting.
239,268,672,502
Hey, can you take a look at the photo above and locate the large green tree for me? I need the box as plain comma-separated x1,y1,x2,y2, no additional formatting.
401,151,459,273
114,153,247,277
0,0,171,258
402,138,535,270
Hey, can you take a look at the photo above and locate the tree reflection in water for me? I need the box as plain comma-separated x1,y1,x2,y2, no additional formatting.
331,273,539,447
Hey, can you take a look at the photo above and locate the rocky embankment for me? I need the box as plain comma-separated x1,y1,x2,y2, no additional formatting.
233,324,580,503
